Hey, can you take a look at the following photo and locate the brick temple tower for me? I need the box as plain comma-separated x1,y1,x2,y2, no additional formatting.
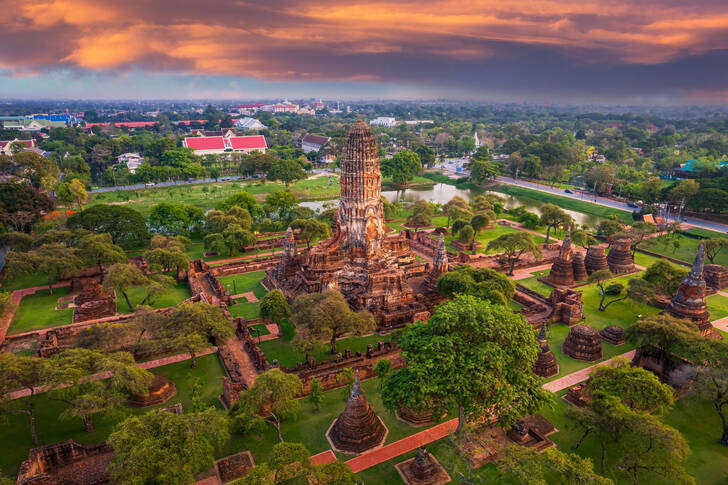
338,120,386,261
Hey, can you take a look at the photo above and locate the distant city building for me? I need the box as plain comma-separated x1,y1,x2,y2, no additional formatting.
401,120,434,125
301,134,330,154
672,159,728,179
370,117,396,127
117,152,144,173
235,117,267,130
0,138,35,156
234,103,265,115
261,100,298,113
183,135,267,155
1,118,66,131
311,100,325,110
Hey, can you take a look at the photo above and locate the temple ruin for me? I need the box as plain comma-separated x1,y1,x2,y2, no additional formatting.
606,238,635,274
562,325,603,361
664,241,719,338
265,121,431,329
327,371,387,454
533,321,559,378
585,246,609,274
395,446,451,485
545,227,575,286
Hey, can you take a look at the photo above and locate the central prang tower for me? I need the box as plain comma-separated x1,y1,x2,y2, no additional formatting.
338,120,386,261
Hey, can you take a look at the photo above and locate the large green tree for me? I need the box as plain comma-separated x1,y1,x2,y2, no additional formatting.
260,289,291,324
267,159,306,191
165,302,234,367
108,409,229,485
381,150,421,186
0,353,47,444
75,233,126,283
539,203,572,243
486,232,542,275
6,243,82,294
436,264,515,305
382,295,549,434
66,204,149,248
290,218,330,248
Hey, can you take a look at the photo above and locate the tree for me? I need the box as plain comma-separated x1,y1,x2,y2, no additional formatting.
539,203,571,243
470,159,498,184
291,218,330,248
457,224,474,244
148,202,204,236
587,270,629,311
217,191,264,219
291,289,376,355
166,302,234,368
265,190,299,221
668,179,699,221
67,204,149,248
108,409,229,485
407,200,434,229
144,245,190,279
443,196,470,228
374,358,392,389
231,368,303,442
571,229,599,248
640,177,663,204
627,222,657,256
67,178,87,209
309,460,358,485
268,442,311,482
206,207,253,233
499,444,612,485
596,220,624,239
414,144,435,167
45,348,152,433
0,353,47,445
75,233,126,283
381,150,421,186
0,182,54,231
436,264,515,305
260,289,291,323
103,263,147,311
506,152,525,178
469,213,491,251
308,377,325,411
470,194,494,213
705,238,728,264
219,223,256,256
486,232,542,275
6,243,82,295
268,159,306,191
382,295,549,435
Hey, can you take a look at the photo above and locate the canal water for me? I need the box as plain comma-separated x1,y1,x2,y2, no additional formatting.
301,183,607,228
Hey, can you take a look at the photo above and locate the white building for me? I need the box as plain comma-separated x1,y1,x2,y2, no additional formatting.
370,117,396,127
235,117,267,130
301,134,330,154
117,152,144,173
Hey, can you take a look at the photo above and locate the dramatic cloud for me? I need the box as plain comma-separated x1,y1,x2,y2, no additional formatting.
1,0,727,101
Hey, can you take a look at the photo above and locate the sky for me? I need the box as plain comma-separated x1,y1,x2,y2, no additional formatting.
1,0,728,104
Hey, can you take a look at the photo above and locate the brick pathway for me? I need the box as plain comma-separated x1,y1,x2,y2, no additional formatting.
713,316,728,333
221,337,259,388
542,350,636,393
310,450,337,466
4,347,218,400
344,419,459,473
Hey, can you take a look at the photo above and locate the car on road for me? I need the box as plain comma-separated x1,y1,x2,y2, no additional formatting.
144,183,155,188
564,189,573,194
627,201,639,208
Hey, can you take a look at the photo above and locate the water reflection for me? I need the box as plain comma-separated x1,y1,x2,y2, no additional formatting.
301,183,607,228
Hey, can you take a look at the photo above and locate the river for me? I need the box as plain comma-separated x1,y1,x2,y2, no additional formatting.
301,183,608,228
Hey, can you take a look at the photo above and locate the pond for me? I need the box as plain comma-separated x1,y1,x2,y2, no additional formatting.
301,183,608,228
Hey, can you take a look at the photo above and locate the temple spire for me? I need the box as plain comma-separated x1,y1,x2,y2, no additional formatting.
538,320,547,342
687,241,706,282
562,226,571,250
350,369,362,398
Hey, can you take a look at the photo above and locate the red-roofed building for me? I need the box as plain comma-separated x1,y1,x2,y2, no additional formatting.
183,136,227,154
229,135,267,153
0,138,35,155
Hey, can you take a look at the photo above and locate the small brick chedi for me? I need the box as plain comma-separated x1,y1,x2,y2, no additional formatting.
600,325,625,345
606,238,635,274
704,264,728,290
665,241,718,337
424,234,449,290
572,252,588,282
546,227,574,286
72,282,116,323
562,325,603,362
533,321,559,378
395,446,451,485
327,371,387,454
265,121,429,328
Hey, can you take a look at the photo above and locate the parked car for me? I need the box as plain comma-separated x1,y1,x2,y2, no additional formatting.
144,182,155,188
564,189,573,194
627,201,639,208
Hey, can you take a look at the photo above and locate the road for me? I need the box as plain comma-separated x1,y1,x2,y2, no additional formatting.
496,176,728,234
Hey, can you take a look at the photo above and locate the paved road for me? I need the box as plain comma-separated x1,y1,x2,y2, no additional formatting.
496,176,728,234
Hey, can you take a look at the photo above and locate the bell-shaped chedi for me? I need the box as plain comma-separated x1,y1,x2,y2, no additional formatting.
606,238,635,274
585,246,609,274
546,227,575,286
533,321,559,378
562,325,603,362
327,371,387,454
572,252,588,282
665,241,717,337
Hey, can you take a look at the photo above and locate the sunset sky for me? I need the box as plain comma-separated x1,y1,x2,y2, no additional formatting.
1,0,727,103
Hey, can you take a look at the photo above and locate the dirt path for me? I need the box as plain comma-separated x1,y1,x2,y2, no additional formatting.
542,350,636,393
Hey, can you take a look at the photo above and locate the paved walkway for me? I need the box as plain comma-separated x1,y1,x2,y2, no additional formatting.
344,419,459,473
509,263,553,281
713,316,728,333
542,350,636,392
310,450,337,466
5,347,218,400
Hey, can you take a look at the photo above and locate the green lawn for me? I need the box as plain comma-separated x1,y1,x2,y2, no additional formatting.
642,233,728,267
9,286,74,334
382,175,436,189
0,272,50,292
217,271,267,298
0,353,226,477
83,177,340,216
579,272,661,329
516,276,554,298
444,224,545,255
115,281,192,314
706,294,728,320
493,184,634,224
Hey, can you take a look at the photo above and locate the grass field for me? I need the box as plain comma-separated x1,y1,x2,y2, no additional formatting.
83,177,341,216
219,271,267,321
9,286,74,334
444,224,546,255
115,281,192,314
642,232,728,266
706,294,728,320
493,184,634,224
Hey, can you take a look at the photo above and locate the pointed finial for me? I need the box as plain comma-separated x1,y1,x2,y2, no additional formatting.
350,370,362,398
538,320,547,342
414,446,429,466
563,226,571,247
688,241,706,282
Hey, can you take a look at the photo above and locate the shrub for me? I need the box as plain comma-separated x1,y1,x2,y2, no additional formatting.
604,283,624,295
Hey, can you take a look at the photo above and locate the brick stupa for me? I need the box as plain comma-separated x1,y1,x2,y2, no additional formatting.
606,238,635,274
533,321,559,378
665,242,718,338
265,121,429,329
546,227,574,286
395,446,451,485
327,371,387,454
585,246,609,274
572,252,588,281
424,234,448,289
562,325,603,362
